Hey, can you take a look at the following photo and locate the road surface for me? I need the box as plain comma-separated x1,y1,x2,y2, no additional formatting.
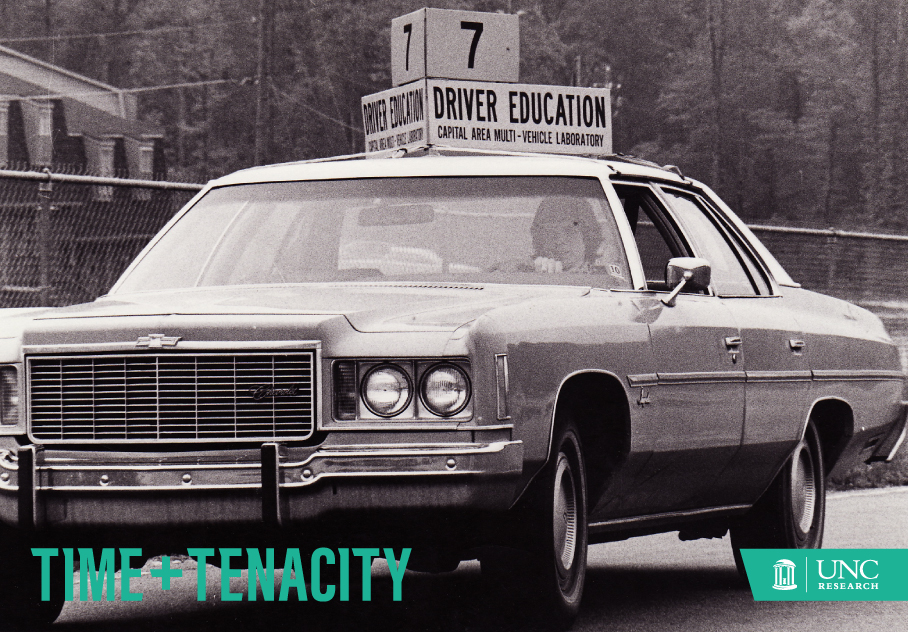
51,487,908,631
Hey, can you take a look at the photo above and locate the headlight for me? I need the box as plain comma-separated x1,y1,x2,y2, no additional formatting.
420,363,471,417
0,367,18,425
362,364,412,417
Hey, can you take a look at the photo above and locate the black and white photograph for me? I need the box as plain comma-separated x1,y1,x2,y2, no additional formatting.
0,1,907,630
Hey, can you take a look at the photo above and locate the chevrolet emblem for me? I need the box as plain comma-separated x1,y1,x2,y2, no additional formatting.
136,334,182,348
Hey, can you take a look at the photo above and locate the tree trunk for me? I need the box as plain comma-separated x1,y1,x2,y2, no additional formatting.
866,4,881,217
894,0,908,213
707,0,727,187
254,0,275,165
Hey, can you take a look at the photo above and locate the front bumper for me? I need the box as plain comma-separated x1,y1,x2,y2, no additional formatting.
0,440,523,528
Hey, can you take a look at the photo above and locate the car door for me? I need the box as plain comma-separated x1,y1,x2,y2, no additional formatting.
598,182,745,518
655,186,813,506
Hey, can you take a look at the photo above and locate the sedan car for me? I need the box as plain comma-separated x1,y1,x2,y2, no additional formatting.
0,147,904,628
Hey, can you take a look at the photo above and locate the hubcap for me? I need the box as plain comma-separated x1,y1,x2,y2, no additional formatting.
790,442,816,535
553,452,577,573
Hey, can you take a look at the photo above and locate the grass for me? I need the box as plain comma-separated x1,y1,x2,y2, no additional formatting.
830,444,908,490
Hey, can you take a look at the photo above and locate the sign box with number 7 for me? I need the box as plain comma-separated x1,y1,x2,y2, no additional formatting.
391,8,520,87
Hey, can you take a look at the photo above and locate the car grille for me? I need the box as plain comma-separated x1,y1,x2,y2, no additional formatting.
27,351,316,442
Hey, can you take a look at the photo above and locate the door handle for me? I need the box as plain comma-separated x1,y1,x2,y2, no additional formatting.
724,336,742,349
789,339,806,351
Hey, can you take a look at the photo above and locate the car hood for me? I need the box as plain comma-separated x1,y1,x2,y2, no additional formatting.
18,283,592,333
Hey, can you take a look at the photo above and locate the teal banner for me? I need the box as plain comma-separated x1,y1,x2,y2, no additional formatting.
740,549,908,601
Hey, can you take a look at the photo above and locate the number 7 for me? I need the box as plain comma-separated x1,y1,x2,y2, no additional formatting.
403,23,412,71
460,21,483,69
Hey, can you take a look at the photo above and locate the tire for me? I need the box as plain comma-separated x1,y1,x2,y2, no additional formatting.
0,530,66,629
730,420,826,577
482,421,588,629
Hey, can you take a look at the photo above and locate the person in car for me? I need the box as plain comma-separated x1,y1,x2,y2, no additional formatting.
529,196,603,272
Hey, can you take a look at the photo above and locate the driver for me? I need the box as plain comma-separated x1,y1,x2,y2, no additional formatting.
529,196,602,272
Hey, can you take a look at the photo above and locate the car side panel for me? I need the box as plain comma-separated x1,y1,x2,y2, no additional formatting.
470,291,652,508
602,291,745,516
715,295,814,504
783,287,905,474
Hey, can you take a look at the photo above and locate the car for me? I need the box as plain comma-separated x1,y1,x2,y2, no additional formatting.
0,147,905,628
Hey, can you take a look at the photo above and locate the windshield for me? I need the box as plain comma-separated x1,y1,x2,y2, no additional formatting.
114,176,632,293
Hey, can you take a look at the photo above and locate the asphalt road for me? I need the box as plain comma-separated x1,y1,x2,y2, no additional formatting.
50,487,908,632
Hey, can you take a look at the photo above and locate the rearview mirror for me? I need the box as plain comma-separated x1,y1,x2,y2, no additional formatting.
662,257,711,306
358,204,435,226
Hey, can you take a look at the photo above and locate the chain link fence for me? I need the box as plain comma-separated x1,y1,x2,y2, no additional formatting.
2,170,908,367
0,170,201,308
750,225,908,370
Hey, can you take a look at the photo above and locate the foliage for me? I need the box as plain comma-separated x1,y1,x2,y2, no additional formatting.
831,446,908,490
4,0,908,230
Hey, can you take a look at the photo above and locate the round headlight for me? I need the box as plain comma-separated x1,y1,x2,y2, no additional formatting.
362,364,412,417
420,364,471,417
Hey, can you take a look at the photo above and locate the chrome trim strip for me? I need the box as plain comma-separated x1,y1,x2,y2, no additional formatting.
745,370,813,383
589,504,752,531
495,354,510,420
279,440,522,488
812,369,905,382
8,441,522,492
287,441,517,462
657,371,747,385
319,422,483,431
629,370,897,386
470,423,515,431
23,340,322,355
627,374,658,388
41,462,256,472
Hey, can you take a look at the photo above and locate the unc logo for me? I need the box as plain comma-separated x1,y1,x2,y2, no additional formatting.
773,559,797,590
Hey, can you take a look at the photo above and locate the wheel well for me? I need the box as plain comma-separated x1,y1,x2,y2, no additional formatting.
553,372,631,504
809,399,854,475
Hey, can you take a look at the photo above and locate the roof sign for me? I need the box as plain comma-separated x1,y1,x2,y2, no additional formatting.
362,79,612,156
391,8,519,86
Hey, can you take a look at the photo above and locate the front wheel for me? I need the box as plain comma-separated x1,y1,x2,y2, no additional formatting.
730,421,826,576
482,421,588,629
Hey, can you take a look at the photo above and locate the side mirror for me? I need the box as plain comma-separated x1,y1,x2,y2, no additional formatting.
662,257,711,306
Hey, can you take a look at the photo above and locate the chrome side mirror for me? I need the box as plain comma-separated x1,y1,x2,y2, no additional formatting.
661,257,711,306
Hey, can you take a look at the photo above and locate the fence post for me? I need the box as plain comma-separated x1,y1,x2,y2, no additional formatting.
37,171,54,306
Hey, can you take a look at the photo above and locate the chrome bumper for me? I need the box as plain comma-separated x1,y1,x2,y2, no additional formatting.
0,441,524,528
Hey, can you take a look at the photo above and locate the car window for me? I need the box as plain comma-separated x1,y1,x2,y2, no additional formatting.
115,176,634,292
695,194,773,295
612,182,692,292
657,188,764,296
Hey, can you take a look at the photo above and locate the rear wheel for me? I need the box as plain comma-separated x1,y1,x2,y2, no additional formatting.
482,421,588,629
730,421,825,576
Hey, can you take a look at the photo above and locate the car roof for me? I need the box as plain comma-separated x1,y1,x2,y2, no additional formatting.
210,146,688,187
